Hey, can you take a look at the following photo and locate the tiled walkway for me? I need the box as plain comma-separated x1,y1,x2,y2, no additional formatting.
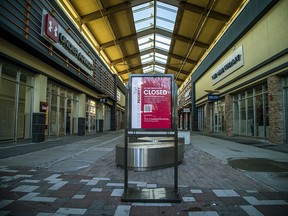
1,165,288,216
0,132,288,215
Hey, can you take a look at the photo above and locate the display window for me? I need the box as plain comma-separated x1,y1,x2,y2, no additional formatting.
283,77,288,142
46,82,78,138
232,83,269,138
0,62,33,142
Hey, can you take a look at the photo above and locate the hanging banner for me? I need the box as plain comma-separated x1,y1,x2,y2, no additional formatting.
130,75,172,129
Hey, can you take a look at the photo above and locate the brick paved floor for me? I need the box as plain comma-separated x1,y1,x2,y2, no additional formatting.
1,144,288,215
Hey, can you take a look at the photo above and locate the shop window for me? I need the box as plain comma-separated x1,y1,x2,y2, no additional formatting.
212,99,225,133
232,84,269,138
283,77,288,141
0,63,33,142
198,105,206,131
46,82,78,138
86,99,97,133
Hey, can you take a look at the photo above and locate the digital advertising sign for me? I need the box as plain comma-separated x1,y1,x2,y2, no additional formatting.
130,75,173,129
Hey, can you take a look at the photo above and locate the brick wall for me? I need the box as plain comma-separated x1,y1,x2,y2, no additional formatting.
268,75,284,144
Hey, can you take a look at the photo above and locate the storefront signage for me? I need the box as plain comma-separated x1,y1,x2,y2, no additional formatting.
208,94,220,101
40,102,48,112
183,108,190,113
211,45,244,85
130,75,172,129
98,98,107,103
42,12,93,76
185,91,190,100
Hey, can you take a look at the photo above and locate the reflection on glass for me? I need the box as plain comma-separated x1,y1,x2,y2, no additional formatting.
0,71,16,140
232,84,269,138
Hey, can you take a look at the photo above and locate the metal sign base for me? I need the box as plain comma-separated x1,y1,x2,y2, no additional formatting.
123,75,181,204
121,187,181,203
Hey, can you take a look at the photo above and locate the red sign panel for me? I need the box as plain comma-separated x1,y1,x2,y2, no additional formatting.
45,14,59,42
131,76,172,129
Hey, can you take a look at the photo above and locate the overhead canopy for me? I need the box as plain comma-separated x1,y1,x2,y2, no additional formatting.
57,0,246,87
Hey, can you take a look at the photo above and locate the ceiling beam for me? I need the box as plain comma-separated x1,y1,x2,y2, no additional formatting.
81,2,130,23
179,1,230,22
121,74,185,84
110,47,197,66
82,1,230,25
100,28,209,50
166,65,190,75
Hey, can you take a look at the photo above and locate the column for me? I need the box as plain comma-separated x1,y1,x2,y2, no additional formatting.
32,74,47,142
78,93,86,136
268,75,284,144
225,94,233,136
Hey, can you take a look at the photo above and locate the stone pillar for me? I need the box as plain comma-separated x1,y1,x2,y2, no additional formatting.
268,75,284,144
78,117,85,136
205,102,212,132
78,93,86,136
225,94,233,136
32,74,47,142
32,113,45,142
110,102,117,131
97,104,103,132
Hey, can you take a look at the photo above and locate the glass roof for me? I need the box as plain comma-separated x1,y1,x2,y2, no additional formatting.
132,1,178,74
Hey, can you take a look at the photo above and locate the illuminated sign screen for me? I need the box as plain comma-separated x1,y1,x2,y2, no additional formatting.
130,75,173,129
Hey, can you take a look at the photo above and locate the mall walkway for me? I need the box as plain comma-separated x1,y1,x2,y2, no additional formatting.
0,130,287,216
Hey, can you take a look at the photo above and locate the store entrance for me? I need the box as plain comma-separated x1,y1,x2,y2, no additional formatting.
0,63,33,142
46,83,78,138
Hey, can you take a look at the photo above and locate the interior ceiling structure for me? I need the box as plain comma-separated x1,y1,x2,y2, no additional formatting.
57,0,246,87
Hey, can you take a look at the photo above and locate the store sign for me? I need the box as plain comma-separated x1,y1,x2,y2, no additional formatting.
208,94,220,101
130,75,172,129
211,45,244,85
98,98,107,103
183,108,190,113
40,101,48,112
42,12,93,76
45,14,58,42
184,91,190,100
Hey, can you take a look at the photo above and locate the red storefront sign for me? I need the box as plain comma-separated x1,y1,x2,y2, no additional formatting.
45,14,59,42
131,76,172,129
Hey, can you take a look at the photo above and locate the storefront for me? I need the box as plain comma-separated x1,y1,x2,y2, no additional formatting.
283,76,288,143
232,83,269,138
45,81,79,137
0,61,33,142
178,80,191,130
188,0,288,144
0,0,121,143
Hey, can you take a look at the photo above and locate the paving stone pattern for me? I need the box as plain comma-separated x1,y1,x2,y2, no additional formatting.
1,143,288,215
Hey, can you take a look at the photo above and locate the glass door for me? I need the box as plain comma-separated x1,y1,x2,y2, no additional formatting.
0,65,17,141
284,77,288,142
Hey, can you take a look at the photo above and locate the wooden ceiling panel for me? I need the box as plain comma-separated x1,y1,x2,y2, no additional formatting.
197,19,225,44
213,0,244,16
70,0,101,16
104,46,122,62
87,18,114,44
58,0,246,87
177,10,201,38
108,10,135,37
188,46,206,62
121,40,139,56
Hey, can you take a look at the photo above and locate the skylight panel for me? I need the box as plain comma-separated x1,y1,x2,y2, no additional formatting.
141,53,154,64
156,2,177,32
138,34,153,51
143,65,154,73
155,52,167,64
132,2,154,32
134,19,153,32
155,34,171,51
132,1,178,74
155,65,165,73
